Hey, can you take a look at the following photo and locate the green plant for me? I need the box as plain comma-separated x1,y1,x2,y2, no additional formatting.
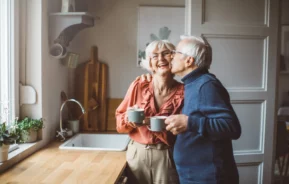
17,117,44,132
0,122,19,146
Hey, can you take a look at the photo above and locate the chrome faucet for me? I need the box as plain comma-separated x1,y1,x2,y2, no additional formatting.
56,99,85,141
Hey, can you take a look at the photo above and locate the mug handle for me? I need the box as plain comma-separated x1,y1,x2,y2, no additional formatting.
146,125,152,131
146,125,164,132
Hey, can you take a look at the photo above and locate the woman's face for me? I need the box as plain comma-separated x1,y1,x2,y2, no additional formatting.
149,46,172,75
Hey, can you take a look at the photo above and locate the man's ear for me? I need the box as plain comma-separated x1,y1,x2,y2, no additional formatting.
185,56,195,67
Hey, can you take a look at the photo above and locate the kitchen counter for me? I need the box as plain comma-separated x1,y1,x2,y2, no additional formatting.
0,141,127,184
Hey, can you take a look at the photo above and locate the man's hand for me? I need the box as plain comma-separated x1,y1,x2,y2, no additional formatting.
165,114,188,135
135,73,153,82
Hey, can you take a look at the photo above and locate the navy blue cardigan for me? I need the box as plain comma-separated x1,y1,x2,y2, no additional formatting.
174,68,241,184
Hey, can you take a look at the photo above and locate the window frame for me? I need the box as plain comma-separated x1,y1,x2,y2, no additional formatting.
0,0,20,125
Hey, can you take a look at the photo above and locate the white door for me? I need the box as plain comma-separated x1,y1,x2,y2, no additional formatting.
185,0,279,183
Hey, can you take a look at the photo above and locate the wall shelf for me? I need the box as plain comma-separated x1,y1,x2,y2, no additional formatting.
49,12,97,47
50,12,95,17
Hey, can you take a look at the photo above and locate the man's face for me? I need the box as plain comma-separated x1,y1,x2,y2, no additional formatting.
170,41,187,77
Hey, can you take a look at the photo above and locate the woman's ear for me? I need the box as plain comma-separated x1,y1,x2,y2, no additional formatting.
148,58,155,73
149,58,152,68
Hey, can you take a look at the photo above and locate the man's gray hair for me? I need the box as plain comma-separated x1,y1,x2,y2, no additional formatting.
180,35,212,70
140,40,175,71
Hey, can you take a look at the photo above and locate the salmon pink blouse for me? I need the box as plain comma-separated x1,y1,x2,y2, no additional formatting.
116,78,184,146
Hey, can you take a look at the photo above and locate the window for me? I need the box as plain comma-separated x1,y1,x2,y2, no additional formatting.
0,0,19,126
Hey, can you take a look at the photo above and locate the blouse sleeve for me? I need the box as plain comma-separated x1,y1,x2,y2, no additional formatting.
115,79,141,133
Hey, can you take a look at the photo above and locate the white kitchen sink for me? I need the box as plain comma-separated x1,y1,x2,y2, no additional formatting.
59,133,130,151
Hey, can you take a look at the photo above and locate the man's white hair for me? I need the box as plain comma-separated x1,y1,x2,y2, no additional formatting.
140,40,175,72
180,35,212,70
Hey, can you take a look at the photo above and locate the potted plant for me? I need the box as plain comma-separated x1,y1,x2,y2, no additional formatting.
17,117,44,143
0,122,18,162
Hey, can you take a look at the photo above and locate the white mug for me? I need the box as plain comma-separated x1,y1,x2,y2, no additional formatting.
68,120,79,133
49,43,67,59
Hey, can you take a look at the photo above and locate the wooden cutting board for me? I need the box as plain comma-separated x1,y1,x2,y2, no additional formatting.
75,46,108,132
107,98,123,131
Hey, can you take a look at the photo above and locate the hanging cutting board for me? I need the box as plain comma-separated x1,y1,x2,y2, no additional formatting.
75,46,108,132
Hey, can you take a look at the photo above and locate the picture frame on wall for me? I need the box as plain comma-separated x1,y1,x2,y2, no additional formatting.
281,25,289,72
137,6,185,67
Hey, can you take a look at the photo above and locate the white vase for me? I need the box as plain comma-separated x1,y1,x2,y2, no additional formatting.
61,0,76,13
68,120,79,133
21,128,37,143
0,144,10,162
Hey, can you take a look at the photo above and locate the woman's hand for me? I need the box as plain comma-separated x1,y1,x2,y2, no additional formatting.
143,117,150,125
126,118,148,128
126,105,147,128
127,104,139,110
127,122,138,128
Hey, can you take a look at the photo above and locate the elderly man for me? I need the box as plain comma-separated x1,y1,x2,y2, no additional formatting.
163,35,241,184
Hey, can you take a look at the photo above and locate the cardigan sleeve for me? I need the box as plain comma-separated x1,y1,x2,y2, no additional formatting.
115,79,140,133
187,80,241,140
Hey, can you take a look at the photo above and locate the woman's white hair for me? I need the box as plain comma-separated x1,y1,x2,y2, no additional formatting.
140,40,175,72
180,35,212,70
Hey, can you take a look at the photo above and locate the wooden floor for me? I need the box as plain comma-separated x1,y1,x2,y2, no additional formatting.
0,142,126,184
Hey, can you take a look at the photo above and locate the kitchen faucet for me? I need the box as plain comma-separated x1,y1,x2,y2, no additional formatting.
56,99,85,141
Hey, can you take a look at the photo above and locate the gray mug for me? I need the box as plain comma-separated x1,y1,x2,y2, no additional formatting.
127,109,145,124
148,116,167,132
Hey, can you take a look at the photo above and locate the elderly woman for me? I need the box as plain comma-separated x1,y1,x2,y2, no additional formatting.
115,40,184,184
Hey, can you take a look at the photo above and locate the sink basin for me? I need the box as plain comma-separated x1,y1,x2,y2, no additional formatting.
59,133,130,151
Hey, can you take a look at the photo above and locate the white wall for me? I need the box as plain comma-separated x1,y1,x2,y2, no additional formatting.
43,0,71,140
20,0,43,119
67,0,185,98
20,0,69,142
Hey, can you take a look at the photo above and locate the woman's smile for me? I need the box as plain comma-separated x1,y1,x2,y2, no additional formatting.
157,63,170,69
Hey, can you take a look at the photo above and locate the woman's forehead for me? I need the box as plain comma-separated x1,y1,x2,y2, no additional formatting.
152,46,169,53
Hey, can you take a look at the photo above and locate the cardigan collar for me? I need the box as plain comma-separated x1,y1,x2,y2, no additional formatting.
181,68,209,85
